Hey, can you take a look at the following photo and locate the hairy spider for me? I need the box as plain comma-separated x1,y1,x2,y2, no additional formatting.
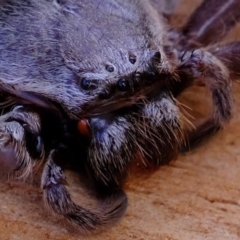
0,0,240,235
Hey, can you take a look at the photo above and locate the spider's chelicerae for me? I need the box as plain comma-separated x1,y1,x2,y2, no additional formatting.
0,0,240,234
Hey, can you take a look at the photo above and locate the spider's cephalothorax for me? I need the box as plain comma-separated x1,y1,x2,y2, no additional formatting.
0,0,180,118
1,0,240,235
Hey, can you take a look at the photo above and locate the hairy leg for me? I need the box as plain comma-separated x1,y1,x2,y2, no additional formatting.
41,153,128,234
182,0,240,47
0,106,44,177
175,49,233,150
208,41,240,79
0,105,127,233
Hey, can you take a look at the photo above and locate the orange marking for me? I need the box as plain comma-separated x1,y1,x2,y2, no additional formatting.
77,119,91,138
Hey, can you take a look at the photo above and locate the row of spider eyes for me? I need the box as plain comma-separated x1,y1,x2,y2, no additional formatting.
79,52,139,92
80,77,130,92
79,70,159,100
79,51,161,94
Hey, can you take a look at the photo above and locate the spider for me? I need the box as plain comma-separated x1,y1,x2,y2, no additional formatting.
0,0,240,235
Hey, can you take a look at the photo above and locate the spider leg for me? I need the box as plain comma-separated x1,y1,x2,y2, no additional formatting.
175,49,233,150
208,41,240,79
181,0,240,47
0,106,44,177
41,152,128,234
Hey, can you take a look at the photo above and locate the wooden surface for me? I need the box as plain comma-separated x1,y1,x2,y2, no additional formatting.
1,1,240,239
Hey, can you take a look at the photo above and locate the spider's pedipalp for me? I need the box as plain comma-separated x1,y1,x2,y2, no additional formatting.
86,112,136,189
0,106,44,178
133,92,183,166
41,153,128,234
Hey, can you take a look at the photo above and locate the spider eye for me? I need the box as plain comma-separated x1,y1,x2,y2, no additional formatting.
117,79,130,92
80,78,91,90
106,65,114,72
128,52,137,64
80,78,98,91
